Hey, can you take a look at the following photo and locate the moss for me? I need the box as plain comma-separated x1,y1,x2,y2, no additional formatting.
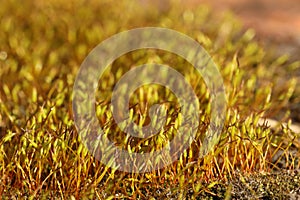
0,0,299,198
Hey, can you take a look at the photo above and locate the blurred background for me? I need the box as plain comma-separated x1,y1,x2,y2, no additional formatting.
148,0,300,60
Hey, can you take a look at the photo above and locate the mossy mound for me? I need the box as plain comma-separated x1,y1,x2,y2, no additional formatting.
0,0,299,198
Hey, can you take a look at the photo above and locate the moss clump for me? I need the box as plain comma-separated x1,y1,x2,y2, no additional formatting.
0,0,299,198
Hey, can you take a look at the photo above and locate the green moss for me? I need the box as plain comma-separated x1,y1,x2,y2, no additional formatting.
0,0,299,198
